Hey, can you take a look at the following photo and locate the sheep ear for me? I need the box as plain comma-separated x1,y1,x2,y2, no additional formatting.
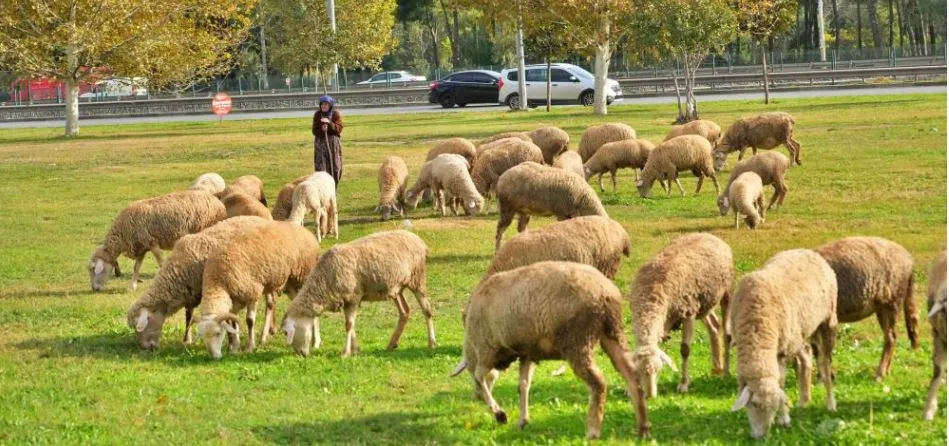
285,319,296,344
636,179,644,187
722,197,729,208
94,259,105,275
373,205,380,213
657,349,678,372
223,322,239,335
450,358,468,377
135,310,150,333
929,300,946,318
732,386,752,412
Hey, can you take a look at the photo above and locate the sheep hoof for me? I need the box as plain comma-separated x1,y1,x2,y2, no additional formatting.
517,419,529,430
551,365,568,376
386,342,399,351
494,411,508,424
586,428,601,439
776,415,791,427
711,367,725,377
676,383,690,393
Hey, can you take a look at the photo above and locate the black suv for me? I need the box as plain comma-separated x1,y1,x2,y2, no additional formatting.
428,70,502,108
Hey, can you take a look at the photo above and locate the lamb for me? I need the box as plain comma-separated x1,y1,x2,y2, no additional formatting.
635,134,719,198
924,250,947,421
663,119,722,149
494,162,607,251
578,123,636,162
718,172,765,230
527,126,570,164
426,137,477,168
196,221,320,359
471,139,544,200
126,216,270,350
629,233,733,398
405,154,469,210
714,111,801,172
376,156,409,220
190,173,226,195
552,150,584,179
487,216,630,280
814,237,919,381
583,139,656,192
430,155,485,216
282,230,435,357
88,190,226,292
450,261,649,439
716,151,790,212
477,131,531,148
272,174,313,220
730,249,838,440
288,172,338,242
218,174,267,206
222,192,272,220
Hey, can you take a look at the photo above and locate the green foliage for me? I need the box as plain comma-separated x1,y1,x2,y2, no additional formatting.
732,0,797,41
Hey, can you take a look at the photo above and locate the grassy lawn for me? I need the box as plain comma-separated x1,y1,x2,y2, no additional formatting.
0,93,945,445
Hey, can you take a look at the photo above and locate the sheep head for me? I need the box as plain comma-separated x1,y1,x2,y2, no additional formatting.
405,189,423,210
717,195,730,216
731,378,787,439
283,316,318,357
463,196,484,216
197,314,240,360
635,179,653,198
712,149,729,172
88,245,116,292
127,306,167,351
631,346,677,399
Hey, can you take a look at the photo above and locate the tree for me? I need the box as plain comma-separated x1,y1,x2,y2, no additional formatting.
0,0,255,136
523,7,570,112
455,0,529,111
734,0,796,104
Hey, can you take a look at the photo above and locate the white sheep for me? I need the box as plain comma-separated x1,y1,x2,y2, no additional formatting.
271,174,312,221
714,111,801,171
430,154,485,216
405,154,469,211
288,172,338,242
578,123,636,162
376,156,409,221
89,190,226,292
583,139,656,192
190,173,226,195
716,151,790,212
924,250,947,421
730,249,838,440
426,137,477,168
552,150,584,179
635,135,719,198
718,172,765,230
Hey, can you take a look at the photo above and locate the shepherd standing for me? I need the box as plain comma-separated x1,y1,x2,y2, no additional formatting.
312,95,343,187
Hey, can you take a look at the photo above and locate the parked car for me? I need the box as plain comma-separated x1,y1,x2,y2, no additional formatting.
357,71,426,86
497,63,622,110
78,77,148,99
428,70,502,108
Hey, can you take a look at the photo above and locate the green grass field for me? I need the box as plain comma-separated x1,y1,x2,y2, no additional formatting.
0,93,945,444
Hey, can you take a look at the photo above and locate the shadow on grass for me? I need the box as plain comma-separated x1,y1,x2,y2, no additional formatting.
428,253,492,265
361,344,461,362
2,287,129,299
251,412,467,444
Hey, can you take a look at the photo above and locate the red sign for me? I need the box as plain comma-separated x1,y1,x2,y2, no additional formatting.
211,93,232,116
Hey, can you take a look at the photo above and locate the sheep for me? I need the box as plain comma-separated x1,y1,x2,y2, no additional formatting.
196,221,320,359
222,192,272,220
288,172,338,242
126,216,270,350
583,139,656,192
471,139,544,200
494,162,607,251
218,174,267,206
477,131,531,148
476,136,530,157
450,261,649,439
714,111,801,172
426,137,477,168
716,151,790,212
730,249,838,440
376,156,409,221
272,174,313,221
282,230,435,357
629,233,733,398
487,216,630,280
635,135,719,198
814,237,919,381
578,123,636,162
718,172,765,230
552,150,584,179
89,190,226,292
924,250,947,421
430,155,485,216
663,119,722,149
527,126,570,164
190,172,225,195
405,154,469,211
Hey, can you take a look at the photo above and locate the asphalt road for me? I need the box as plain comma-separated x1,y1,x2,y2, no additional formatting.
1,85,944,129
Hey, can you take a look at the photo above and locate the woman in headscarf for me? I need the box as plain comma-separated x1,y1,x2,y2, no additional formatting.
312,95,343,186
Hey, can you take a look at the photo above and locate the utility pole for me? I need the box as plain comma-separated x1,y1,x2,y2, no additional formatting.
327,0,338,91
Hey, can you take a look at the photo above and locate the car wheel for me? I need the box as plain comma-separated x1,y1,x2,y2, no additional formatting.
457,103,467,108
507,94,521,110
440,94,455,109
580,91,594,106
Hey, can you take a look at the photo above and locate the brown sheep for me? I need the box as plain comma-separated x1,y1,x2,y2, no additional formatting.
715,112,801,171
924,250,947,421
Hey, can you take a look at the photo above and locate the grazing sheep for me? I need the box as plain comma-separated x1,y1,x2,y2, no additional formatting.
629,233,733,397
730,249,838,440
552,150,584,179
717,151,790,212
718,172,765,230
426,137,478,168
476,136,531,157
636,135,719,198
527,126,570,164
376,156,409,221
494,162,607,251
451,261,649,439
89,190,226,292
924,250,947,421
815,237,919,381
664,119,722,149
197,222,320,359
488,216,631,279
714,112,801,172
222,192,272,220
578,123,636,162
126,216,269,350
288,172,338,242
190,173,226,195
583,139,656,192
218,175,267,206
282,230,435,357
431,154,485,216
405,154,469,210
271,174,312,221
471,139,544,200
477,131,530,148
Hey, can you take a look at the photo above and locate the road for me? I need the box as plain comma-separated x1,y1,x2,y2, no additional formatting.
1,85,944,129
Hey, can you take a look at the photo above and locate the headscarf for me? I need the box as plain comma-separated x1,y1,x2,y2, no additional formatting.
318,95,335,116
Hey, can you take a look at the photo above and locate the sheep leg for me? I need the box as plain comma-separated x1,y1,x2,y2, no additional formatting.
332,199,339,239
703,313,724,375
406,286,437,349
342,303,359,357
569,355,607,439
245,301,258,352
677,319,694,393
737,147,748,160
734,210,740,230
721,294,732,376
610,169,618,192
129,255,146,291
817,322,837,411
183,306,194,345
600,337,650,438
709,173,720,195
495,210,514,251
597,173,605,192
923,326,946,420
787,137,802,165
776,362,792,426
875,309,898,381
268,296,278,336
673,177,686,196
795,345,814,407
757,195,766,223
260,294,275,344
516,213,531,232
227,319,241,354
311,317,322,349
474,365,506,423
386,294,410,351
150,247,164,268
517,359,536,429
694,175,704,194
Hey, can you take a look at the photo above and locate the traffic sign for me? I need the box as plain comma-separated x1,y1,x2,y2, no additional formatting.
211,92,232,117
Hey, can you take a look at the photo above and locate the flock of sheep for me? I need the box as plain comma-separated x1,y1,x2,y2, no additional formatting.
85,111,947,440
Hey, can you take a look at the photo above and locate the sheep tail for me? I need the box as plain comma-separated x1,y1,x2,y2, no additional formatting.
904,273,920,349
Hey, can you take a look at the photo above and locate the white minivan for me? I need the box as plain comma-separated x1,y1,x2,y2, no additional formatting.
497,63,622,110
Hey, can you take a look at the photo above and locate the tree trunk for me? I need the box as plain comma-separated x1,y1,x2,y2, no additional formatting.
64,3,79,137
831,0,841,51
896,0,905,52
65,79,80,137
888,0,894,48
546,56,552,112
592,17,611,116
915,0,928,55
761,43,770,104
514,8,528,111
857,0,863,48
817,0,827,61
260,23,269,89
672,64,684,121
438,0,459,68
452,8,461,65
427,9,441,73
868,0,884,49
804,1,812,50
